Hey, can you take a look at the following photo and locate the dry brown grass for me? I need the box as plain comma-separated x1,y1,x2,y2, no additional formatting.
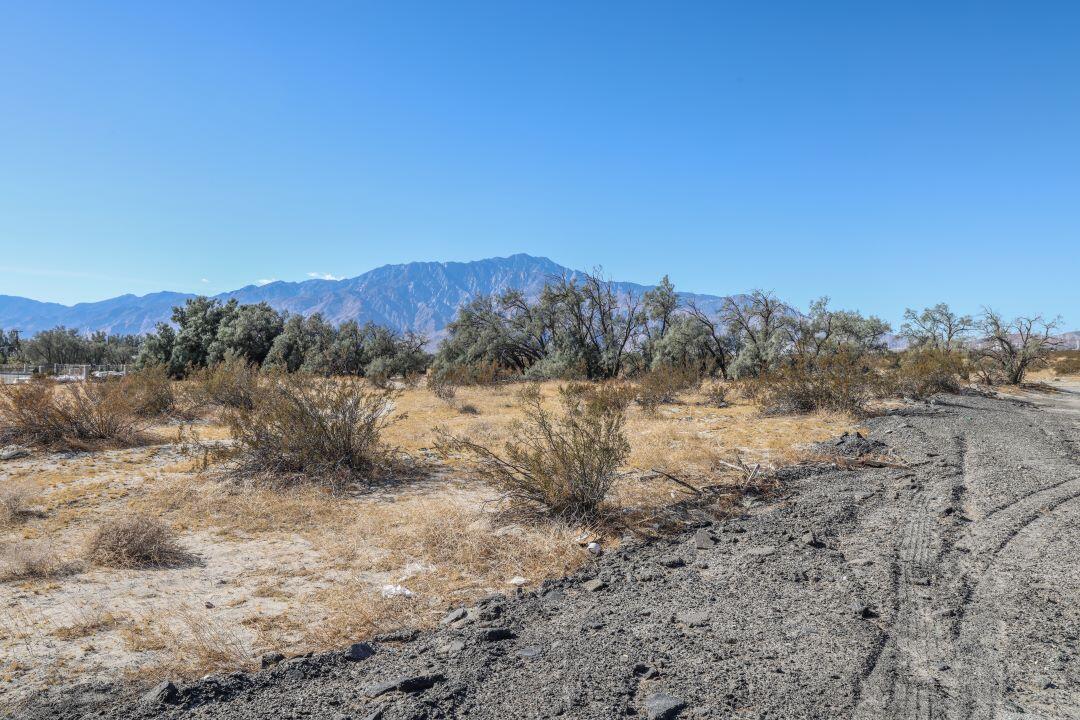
0,541,81,582
0,379,151,450
120,605,253,681
51,608,126,641
2,375,859,693
84,514,195,569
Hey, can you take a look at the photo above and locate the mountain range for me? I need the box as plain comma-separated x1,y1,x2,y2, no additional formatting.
0,254,728,343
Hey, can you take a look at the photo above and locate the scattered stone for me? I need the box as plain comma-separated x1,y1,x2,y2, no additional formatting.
645,692,687,720
440,607,468,626
0,445,29,461
746,546,777,558
437,639,466,655
693,529,716,550
586,542,603,556
850,602,880,619
582,578,607,592
633,663,660,679
345,642,374,661
517,646,542,659
365,674,444,697
541,588,566,604
478,627,516,642
802,531,824,548
374,628,418,643
204,601,215,609
140,680,179,706
507,576,528,586
635,569,658,582
658,555,686,568
260,652,285,668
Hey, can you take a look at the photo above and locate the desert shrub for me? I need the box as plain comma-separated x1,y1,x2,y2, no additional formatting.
223,374,400,488
123,364,177,417
892,349,965,397
1050,351,1080,376
0,486,42,527
194,357,260,409
701,380,729,407
756,353,882,414
0,541,81,582
436,383,632,520
85,514,193,569
0,379,148,449
634,366,700,414
426,372,457,404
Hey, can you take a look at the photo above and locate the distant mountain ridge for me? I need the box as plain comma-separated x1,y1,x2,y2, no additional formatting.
0,254,728,343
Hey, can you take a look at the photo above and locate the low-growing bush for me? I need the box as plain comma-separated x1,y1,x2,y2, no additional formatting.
1050,351,1080,376
0,542,81,582
223,374,400,488
85,514,194,569
436,383,632,520
634,366,700,414
0,379,149,449
755,354,882,414
194,357,260,410
892,349,965,397
426,373,457,404
123,364,177,417
701,380,729,408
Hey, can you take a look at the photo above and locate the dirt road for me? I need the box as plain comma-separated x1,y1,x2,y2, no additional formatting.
19,385,1080,719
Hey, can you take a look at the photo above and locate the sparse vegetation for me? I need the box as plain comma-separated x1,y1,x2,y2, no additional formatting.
0,379,149,449
221,373,400,488
893,349,966,397
974,309,1061,385
633,366,699,414
0,542,80,582
84,514,194,569
437,383,632,520
193,355,261,409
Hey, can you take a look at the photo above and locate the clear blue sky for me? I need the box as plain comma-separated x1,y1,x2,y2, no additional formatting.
1,1,1077,328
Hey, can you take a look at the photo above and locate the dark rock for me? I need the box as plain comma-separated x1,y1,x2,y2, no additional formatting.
478,627,516,642
851,602,880,619
645,692,687,719
658,555,686,568
365,674,445,697
374,628,418,643
140,680,179,706
260,652,285,669
345,642,375,661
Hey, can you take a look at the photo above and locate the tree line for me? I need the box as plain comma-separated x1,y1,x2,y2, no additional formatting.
2,271,1063,386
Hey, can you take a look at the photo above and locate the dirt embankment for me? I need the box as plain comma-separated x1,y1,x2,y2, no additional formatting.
17,383,1080,720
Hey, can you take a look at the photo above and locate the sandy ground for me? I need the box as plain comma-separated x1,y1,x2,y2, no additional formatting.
17,381,1078,719
1,386,854,711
